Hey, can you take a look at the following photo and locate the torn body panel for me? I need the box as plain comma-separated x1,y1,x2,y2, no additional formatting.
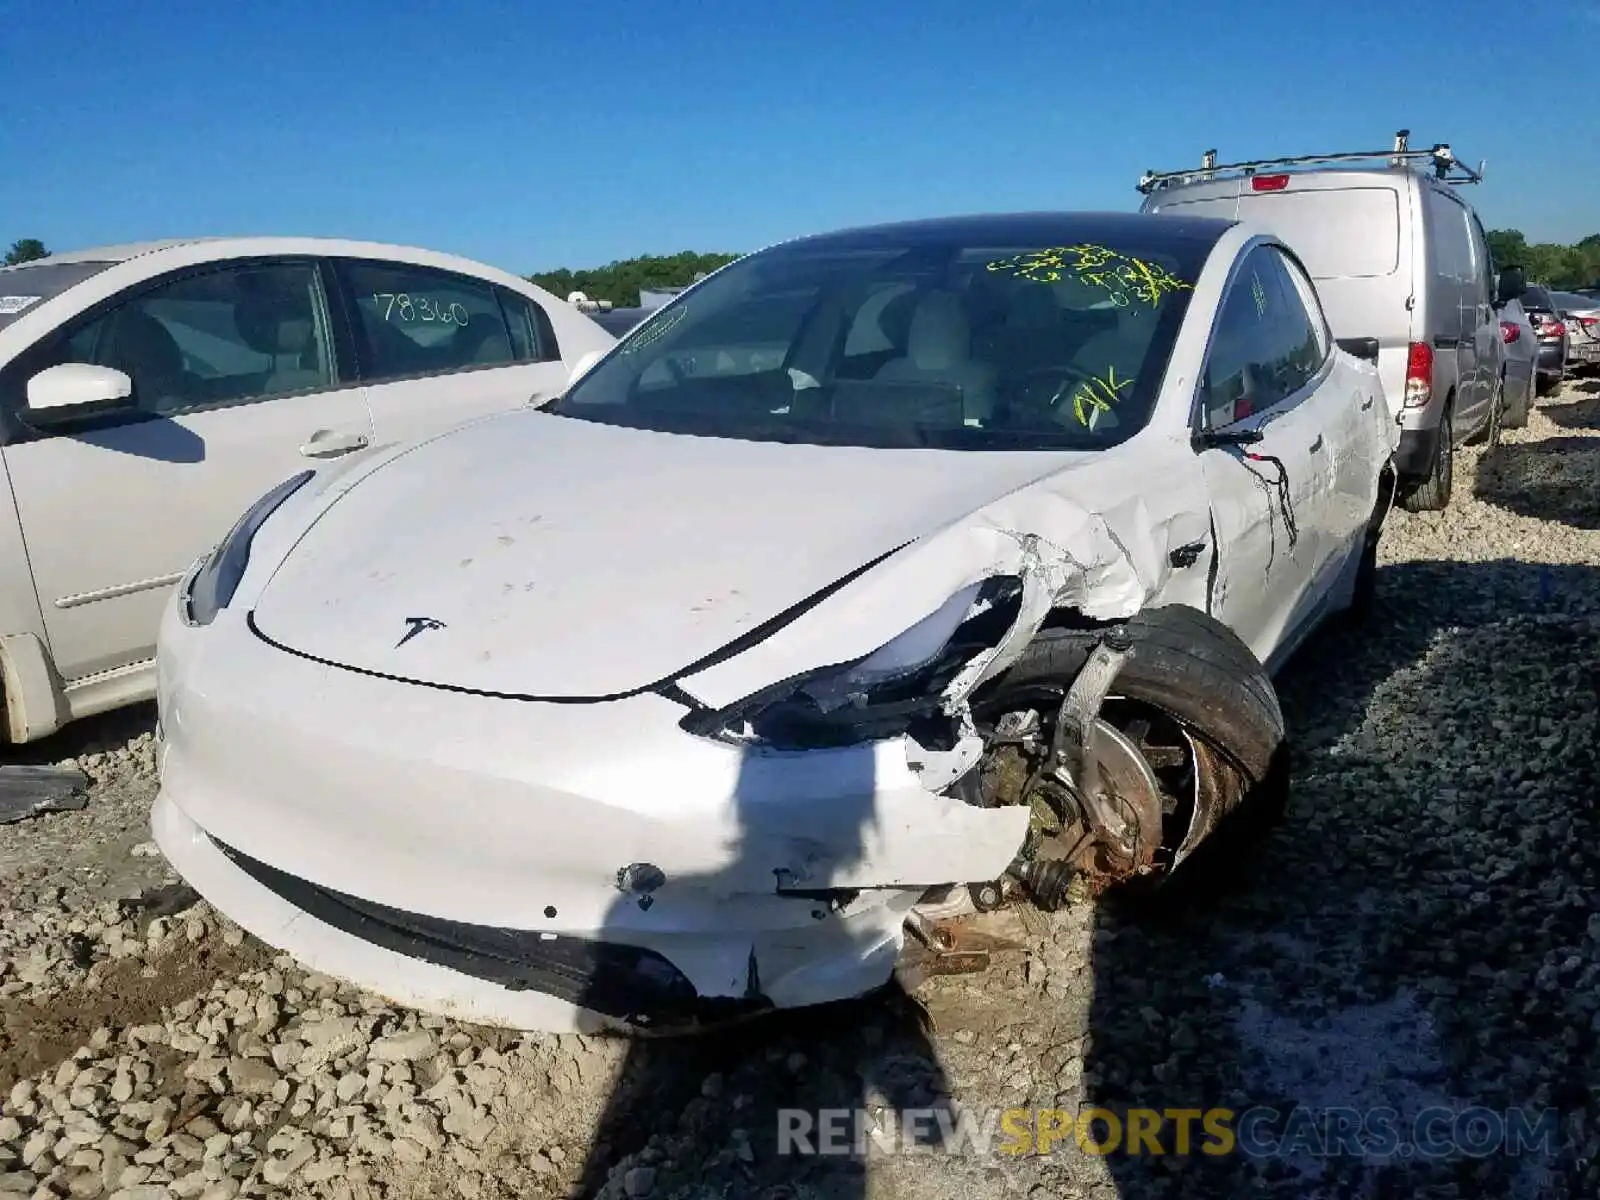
678,444,1214,713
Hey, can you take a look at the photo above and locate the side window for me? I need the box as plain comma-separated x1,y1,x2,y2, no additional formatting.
1276,252,1331,360
1467,212,1495,301
39,262,334,417
338,260,519,382
495,286,561,364
1202,246,1323,428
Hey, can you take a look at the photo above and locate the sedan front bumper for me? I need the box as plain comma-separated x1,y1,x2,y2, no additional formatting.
152,598,1030,1032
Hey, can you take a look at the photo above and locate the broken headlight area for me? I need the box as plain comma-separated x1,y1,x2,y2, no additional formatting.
183,469,315,627
679,576,1024,751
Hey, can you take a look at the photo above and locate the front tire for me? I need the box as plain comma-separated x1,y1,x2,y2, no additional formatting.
985,606,1290,905
1400,404,1453,513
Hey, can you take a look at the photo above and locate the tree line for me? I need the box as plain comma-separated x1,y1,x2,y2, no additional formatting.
1486,231,1599,290
526,251,741,308
13,231,1598,294
5,238,49,266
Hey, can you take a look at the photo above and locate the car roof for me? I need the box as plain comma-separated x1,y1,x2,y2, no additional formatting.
28,236,516,273
766,210,1238,254
33,238,232,265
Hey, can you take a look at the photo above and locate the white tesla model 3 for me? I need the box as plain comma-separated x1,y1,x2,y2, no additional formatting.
152,212,1397,1034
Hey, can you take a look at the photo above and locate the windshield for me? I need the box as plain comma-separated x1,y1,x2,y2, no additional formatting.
0,260,117,330
550,216,1219,450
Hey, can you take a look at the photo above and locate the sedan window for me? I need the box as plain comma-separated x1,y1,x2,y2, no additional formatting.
29,261,334,416
337,260,553,383
1203,246,1325,429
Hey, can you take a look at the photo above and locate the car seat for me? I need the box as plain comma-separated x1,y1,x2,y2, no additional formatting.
871,290,997,423
102,308,195,413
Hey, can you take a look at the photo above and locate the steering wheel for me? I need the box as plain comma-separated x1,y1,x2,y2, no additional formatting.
1017,363,1116,428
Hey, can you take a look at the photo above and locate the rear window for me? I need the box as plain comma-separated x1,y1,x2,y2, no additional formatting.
1522,287,1554,312
1231,187,1401,279
0,260,117,330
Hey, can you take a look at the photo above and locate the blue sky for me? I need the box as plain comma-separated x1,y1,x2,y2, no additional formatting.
3,0,1595,273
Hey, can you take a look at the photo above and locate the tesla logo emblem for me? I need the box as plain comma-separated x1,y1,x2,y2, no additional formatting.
395,616,446,648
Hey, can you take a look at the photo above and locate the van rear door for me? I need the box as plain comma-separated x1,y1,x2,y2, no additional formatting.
1145,176,1414,416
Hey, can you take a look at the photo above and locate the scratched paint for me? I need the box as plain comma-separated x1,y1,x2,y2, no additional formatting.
986,245,1193,311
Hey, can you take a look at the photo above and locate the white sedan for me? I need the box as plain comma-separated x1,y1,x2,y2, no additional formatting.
0,237,614,744
152,213,1398,1034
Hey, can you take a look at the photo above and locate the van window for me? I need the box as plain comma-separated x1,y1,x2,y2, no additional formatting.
1230,188,1401,279
1424,188,1474,285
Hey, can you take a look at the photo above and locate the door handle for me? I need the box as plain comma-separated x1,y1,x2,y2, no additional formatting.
299,431,370,459
1308,434,1324,453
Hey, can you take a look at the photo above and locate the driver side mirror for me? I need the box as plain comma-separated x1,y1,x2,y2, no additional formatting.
26,363,135,414
1495,265,1527,306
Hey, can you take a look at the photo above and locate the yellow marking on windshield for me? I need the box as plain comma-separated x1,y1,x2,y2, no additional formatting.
1251,272,1268,318
624,305,688,352
986,245,1193,311
1069,365,1133,427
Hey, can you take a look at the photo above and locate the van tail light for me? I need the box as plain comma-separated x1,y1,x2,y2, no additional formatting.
1500,321,1521,344
1404,341,1433,408
1251,174,1290,192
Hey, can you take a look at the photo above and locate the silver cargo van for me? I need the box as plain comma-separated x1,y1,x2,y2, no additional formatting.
1137,132,1528,511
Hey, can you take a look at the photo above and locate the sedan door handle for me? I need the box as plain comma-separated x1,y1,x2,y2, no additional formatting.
1308,434,1324,453
299,431,370,459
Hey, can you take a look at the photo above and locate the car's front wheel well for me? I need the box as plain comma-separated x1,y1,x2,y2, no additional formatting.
961,604,1287,907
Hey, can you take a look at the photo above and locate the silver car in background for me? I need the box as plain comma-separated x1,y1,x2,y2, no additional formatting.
1551,291,1600,375
1138,131,1525,512
1521,285,1571,394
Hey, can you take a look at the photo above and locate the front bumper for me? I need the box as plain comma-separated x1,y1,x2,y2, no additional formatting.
152,597,1030,1031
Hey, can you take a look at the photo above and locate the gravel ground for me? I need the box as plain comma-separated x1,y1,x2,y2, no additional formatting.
1,380,1596,1200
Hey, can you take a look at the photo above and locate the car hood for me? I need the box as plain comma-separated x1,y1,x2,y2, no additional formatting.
249,411,1083,699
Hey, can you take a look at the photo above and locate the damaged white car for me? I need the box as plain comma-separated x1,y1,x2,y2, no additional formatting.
152,213,1399,1033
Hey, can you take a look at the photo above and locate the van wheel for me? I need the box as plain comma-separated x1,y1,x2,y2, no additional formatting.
1400,406,1453,512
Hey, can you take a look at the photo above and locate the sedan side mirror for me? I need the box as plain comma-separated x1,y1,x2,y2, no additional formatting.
567,349,604,386
1336,336,1380,364
1495,265,1527,305
26,363,135,413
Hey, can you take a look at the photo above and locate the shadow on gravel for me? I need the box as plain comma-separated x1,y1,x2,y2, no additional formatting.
1538,388,1600,431
0,701,157,768
574,742,951,1199
1473,437,1600,530
1086,559,1600,1199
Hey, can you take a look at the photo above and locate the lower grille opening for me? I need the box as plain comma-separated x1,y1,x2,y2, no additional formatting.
210,836,769,1031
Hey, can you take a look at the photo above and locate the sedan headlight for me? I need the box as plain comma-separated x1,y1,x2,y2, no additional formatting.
681,576,1022,750
182,470,314,626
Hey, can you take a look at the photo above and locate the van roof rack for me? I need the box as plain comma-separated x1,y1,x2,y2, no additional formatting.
1136,130,1485,194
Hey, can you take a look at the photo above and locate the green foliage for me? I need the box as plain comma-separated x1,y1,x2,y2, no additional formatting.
527,251,741,309
1486,230,1600,289
4,238,49,266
